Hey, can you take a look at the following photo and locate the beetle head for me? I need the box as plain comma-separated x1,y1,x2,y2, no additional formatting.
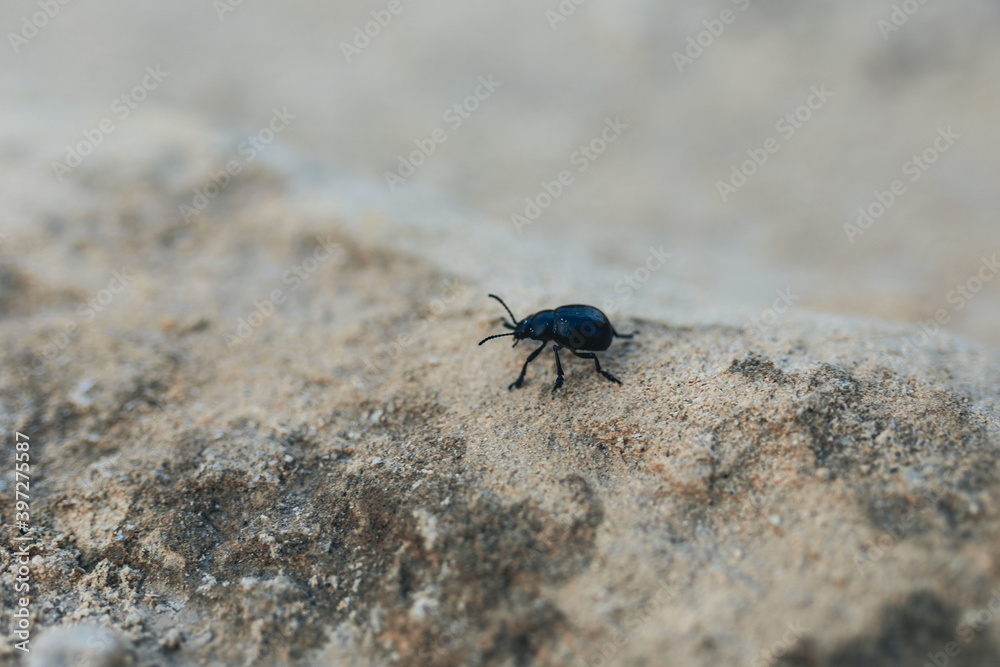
478,294,525,347
509,319,531,346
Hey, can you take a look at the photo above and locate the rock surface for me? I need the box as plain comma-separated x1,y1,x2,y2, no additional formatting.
2,1,1000,665
2,143,1000,665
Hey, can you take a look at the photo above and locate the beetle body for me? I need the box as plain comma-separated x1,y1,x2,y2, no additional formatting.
553,305,615,350
479,295,636,391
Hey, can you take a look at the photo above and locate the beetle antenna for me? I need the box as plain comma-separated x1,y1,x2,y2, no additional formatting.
487,294,519,326
478,332,515,346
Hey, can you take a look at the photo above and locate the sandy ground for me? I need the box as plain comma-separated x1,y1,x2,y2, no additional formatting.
2,1,1000,666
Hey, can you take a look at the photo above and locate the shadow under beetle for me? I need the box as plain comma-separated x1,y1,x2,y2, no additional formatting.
478,294,637,391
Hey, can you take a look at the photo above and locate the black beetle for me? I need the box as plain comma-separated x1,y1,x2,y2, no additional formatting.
478,294,637,391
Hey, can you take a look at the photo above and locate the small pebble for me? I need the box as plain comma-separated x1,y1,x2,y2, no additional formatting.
159,628,182,651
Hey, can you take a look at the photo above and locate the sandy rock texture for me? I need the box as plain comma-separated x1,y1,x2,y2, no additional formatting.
2,1,1000,665
1,144,1000,665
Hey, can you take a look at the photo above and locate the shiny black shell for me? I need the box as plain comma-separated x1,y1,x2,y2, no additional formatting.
531,304,614,351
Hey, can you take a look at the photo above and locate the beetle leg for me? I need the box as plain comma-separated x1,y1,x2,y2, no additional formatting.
570,350,622,385
552,344,565,391
509,341,547,390
612,327,638,339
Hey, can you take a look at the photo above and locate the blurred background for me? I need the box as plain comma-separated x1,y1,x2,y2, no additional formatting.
2,0,999,347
